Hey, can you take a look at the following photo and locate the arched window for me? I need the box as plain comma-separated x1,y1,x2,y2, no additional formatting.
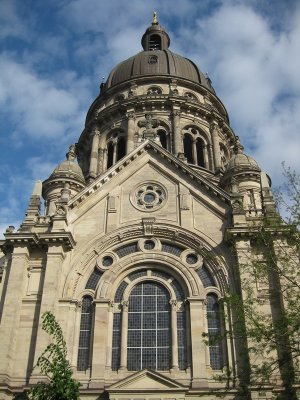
117,137,126,160
206,294,223,370
183,127,210,169
157,129,168,149
111,270,187,372
127,282,171,370
149,34,161,50
183,135,193,163
196,139,205,167
77,296,93,371
197,266,215,288
107,142,114,169
106,135,126,169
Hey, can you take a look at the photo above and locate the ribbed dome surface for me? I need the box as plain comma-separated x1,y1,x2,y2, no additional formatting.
50,160,85,183
226,153,261,171
106,50,214,91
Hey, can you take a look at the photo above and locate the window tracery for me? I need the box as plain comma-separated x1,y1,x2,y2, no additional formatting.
106,133,126,169
111,269,187,371
182,127,209,168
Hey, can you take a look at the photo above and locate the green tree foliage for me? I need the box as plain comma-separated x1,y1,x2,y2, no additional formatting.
223,168,300,399
15,311,80,400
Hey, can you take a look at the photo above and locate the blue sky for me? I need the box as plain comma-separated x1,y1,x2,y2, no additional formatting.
0,0,300,236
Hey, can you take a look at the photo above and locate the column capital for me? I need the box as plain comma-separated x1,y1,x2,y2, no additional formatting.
126,111,135,119
172,109,181,117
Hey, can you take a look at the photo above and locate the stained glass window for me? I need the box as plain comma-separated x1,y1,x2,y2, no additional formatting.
197,266,215,287
77,296,93,371
127,282,171,371
207,294,223,370
85,268,102,290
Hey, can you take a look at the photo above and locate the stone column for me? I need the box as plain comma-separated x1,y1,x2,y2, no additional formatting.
210,121,221,170
203,144,209,168
172,108,182,156
192,139,197,165
105,301,114,370
89,127,100,179
112,139,117,164
189,298,208,388
120,300,129,370
97,148,104,175
170,300,179,370
126,111,135,154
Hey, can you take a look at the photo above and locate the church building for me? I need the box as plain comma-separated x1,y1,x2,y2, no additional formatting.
0,14,293,400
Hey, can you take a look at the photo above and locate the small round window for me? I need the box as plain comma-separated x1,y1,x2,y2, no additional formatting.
132,182,167,211
144,240,155,250
186,254,198,264
102,256,113,267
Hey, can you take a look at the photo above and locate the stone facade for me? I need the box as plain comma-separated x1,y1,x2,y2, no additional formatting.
0,15,297,400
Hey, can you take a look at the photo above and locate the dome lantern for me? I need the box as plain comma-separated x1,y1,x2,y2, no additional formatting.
141,12,170,51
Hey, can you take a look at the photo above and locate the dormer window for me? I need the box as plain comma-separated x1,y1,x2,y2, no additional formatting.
149,34,162,50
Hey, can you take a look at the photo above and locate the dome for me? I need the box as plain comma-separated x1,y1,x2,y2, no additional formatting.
105,50,214,91
50,160,85,183
226,153,261,172
104,15,214,92
48,144,85,184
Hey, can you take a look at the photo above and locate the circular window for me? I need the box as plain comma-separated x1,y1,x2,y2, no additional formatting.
102,256,113,267
186,254,198,264
144,240,155,250
132,182,167,211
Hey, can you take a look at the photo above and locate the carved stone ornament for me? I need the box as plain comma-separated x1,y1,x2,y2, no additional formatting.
131,182,167,212
55,203,67,216
142,217,156,236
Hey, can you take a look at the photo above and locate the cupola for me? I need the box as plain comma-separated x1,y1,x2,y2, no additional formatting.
141,12,170,51
42,145,86,216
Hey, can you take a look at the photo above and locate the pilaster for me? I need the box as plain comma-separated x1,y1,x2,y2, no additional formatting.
188,297,208,388
0,245,29,377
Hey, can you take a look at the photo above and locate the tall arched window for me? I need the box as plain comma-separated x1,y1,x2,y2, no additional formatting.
183,135,193,163
127,282,171,370
77,296,93,371
106,135,127,169
111,270,187,371
107,142,114,169
117,137,126,160
183,127,210,169
206,294,223,370
196,138,205,167
157,129,168,150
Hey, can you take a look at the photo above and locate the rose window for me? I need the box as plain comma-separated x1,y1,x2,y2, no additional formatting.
133,183,166,211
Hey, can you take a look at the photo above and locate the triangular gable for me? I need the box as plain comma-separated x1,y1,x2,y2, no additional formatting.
68,139,230,211
107,369,187,392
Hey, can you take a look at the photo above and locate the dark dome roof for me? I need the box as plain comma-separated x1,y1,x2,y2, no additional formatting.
106,49,213,91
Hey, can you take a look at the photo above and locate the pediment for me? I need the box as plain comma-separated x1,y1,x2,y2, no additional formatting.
107,369,187,392
68,140,230,213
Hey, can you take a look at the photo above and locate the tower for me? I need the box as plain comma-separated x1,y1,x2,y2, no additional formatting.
0,15,295,400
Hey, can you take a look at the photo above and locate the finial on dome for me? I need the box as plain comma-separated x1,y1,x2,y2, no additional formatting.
66,144,76,161
152,11,158,25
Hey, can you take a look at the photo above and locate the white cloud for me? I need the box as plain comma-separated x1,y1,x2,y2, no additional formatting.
171,2,300,184
0,56,90,145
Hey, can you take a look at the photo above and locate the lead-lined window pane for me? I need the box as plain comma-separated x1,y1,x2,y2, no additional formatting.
77,296,93,371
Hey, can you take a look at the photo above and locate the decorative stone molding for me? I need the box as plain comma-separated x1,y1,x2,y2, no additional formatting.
142,217,155,236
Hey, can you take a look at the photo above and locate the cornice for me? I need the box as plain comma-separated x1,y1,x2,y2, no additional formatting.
0,231,76,253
